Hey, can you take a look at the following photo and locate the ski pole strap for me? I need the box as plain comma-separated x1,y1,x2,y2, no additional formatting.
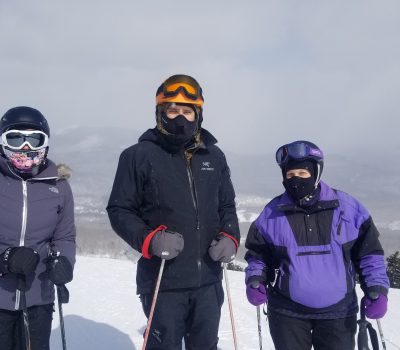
142,225,167,259
262,303,267,316
220,232,239,250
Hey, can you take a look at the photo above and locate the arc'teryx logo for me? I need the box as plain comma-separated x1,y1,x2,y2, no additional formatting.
201,161,214,171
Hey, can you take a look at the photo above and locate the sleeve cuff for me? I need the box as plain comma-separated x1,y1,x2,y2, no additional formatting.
367,285,389,297
141,225,167,259
220,232,239,251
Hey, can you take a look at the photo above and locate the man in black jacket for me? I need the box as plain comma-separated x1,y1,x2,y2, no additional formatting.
107,74,240,350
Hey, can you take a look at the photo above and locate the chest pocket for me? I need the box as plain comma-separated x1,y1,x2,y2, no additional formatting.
286,209,334,247
193,159,221,196
333,210,353,244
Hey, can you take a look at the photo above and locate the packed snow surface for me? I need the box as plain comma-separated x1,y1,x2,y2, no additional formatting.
50,256,400,349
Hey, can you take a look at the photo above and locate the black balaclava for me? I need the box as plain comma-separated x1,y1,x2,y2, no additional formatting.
157,103,200,148
160,114,197,145
282,160,318,204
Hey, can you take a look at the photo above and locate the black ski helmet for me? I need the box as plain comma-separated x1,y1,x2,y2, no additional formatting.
0,106,50,137
276,140,324,186
155,74,204,133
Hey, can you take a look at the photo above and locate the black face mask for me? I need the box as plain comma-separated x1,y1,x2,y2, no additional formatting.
283,176,316,202
161,114,198,146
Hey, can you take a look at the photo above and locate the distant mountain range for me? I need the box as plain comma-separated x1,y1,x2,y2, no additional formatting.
49,126,400,257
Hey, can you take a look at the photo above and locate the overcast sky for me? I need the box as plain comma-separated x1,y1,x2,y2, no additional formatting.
1,1,399,156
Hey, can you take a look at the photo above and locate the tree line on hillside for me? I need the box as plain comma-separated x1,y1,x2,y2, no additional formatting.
387,251,400,289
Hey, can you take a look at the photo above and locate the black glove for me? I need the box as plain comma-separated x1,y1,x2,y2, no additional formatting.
208,235,237,263
47,255,73,285
150,230,184,260
0,247,39,276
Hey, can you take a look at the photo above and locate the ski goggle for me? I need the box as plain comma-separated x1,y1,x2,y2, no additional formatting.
276,141,323,166
156,75,204,107
1,129,49,151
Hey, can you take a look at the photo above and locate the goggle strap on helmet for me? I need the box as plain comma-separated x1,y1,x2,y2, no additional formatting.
156,75,204,107
276,141,323,167
314,163,322,187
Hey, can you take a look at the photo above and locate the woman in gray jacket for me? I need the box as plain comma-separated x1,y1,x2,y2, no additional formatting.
0,107,76,350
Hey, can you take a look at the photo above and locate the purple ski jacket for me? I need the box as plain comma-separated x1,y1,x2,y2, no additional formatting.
0,157,76,311
245,181,389,319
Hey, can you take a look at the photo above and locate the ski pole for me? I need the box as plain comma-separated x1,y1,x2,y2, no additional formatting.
223,263,238,350
17,275,32,350
48,249,69,350
376,319,387,350
57,285,70,350
257,305,263,350
142,259,165,350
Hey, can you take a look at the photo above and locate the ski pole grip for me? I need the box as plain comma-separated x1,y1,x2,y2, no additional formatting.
57,285,70,304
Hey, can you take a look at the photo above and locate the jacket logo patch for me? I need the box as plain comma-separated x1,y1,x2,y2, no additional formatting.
49,186,59,194
201,161,214,171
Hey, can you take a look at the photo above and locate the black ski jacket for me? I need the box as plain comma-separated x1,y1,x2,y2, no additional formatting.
107,128,240,294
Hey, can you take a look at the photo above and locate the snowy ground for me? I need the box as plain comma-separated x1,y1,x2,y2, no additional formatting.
50,256,400,350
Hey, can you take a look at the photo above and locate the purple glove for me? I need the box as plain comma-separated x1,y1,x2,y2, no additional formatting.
246,281,267,306
363,294,388,319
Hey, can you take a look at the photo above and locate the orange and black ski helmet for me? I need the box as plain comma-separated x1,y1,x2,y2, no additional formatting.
156,74,204,107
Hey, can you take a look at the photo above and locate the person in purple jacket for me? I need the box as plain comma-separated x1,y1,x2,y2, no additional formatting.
245,140,389,350
0,106,76,350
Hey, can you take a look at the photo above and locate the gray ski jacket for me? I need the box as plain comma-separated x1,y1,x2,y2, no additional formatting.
0,157,76,311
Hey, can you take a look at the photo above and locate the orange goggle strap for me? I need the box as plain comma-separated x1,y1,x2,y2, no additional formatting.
156,75,204,107
156,92,204,107
141,225,167,259
220,232,239,251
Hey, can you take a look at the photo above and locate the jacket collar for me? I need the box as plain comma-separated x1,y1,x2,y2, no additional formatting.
0,156,59,181
277,181,339,213
138,128,217,153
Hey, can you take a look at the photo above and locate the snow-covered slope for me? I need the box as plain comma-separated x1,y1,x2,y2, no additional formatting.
50,256,400,350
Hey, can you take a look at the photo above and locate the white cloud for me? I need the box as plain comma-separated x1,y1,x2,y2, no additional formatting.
0,0,399,156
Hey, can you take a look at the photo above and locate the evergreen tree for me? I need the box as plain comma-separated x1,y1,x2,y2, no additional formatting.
387,251,400,289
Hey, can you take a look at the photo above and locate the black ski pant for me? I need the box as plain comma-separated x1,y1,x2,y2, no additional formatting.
267,309,357,350
0,304,53,350
140,282,224,350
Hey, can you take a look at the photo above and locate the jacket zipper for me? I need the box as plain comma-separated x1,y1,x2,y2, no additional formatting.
185,155,202,285
337,210,344,236
185,157,200,229
15,180,28,310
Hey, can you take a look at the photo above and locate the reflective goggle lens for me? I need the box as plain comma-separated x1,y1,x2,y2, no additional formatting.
165,82,197,96
2,130,48,150
275,147,287,165
161,75,203,101
287,142,308,158
276,142,323,166
163,83,200,100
